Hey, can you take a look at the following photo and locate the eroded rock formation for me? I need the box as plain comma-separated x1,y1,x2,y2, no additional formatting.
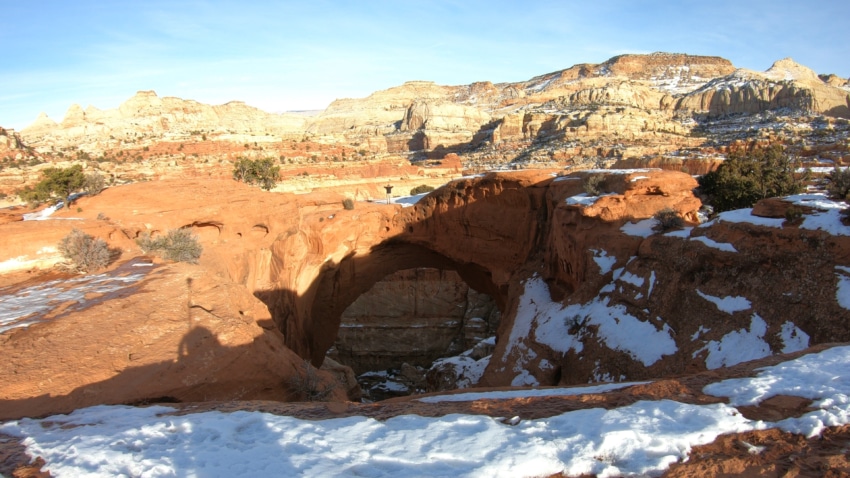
1,168,849,419
22,90,307,149
14,53,849,176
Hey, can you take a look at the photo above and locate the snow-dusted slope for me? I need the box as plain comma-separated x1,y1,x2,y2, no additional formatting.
3,344,850,477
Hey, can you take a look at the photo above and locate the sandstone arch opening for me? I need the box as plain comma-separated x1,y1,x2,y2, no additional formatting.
326,267,501,401
306,242,505,401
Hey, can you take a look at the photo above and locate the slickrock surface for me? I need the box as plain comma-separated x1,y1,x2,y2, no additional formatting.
2,171,848,422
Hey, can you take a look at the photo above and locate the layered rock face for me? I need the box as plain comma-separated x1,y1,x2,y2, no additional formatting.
0,127,24,153
302,53,848,162
2,169,849,418
307,81,455,136
675,59,850,118
16,53,849,172
329,268,499,375
22,90,307,149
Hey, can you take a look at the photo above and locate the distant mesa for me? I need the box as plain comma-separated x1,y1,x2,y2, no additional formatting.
6,50,848,185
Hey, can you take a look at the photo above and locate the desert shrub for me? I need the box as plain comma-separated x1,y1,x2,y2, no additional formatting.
137,228,202,263
698,145,805,213
288,360,337,402
83,172,106,196
410,184,435,195
160,229,202,263
17,183,52,207
784,206,803,224
342,198,355,210
652,208,684,232
564,314,587,334
232,157,280,190
136,232,168,253
59,228,111,272
826,166,850,200
583,174,604,196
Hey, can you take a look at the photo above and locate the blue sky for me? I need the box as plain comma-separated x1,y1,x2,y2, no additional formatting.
2,0,848,130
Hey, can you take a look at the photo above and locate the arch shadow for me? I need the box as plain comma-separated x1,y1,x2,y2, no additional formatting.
0,325,295,421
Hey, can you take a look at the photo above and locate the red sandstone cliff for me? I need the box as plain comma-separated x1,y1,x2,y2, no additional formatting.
1,170,848,420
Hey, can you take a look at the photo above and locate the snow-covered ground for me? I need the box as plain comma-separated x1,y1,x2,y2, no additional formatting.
416,381,646,403
696,194,850,236
0,246,63,274
0,260,153,334
391,192,430,207
2,345,850,477
21,202,63,220
367,192,430,208
21,193,90,220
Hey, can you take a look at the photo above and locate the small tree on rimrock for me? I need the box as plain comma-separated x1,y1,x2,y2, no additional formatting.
827,166,850,201
19,165,87,207
232,157,280,191
697,145,805,213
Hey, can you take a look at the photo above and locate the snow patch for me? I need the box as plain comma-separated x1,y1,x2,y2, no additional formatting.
391,192,430,207
579,168,656,174
553,175,581,182
694,315,771,370
0,271,148,334
525,276,675,366
690,235,737,252
699,196,850,236
504,278,544,358
664,227,692,238
511,370,539,387
591,249,616,274
618,271,645,288
0,398,754,478
22,203,62,220
547,302,676,366
704,344,850,437
690,325,711,341
418,382,647,403
700,208,785,228
786,193,849,211
836,266,850,310
621,218,655,238
566,192,614,206
778,321,810,354
430,355,490,389
800,209,850,236
6,346,850,476
696,289,752,314
647,271,656,298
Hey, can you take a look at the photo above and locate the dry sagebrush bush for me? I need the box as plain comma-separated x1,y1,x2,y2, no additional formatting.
59,229,111,272
136,228,202,263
